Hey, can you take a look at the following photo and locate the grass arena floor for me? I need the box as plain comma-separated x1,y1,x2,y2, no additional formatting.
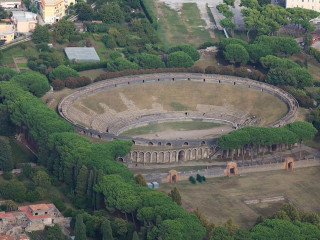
120,121,223,136
158,167,320,228
74,81,288,126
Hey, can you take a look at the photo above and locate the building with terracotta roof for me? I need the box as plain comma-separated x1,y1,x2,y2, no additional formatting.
0,204,70,239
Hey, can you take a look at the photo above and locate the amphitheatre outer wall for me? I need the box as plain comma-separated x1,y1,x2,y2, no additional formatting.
58,73,299,163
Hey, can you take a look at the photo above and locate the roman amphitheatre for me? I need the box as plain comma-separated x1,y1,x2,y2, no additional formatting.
58,73,298,163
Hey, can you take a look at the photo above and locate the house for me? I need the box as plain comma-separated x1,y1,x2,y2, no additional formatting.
11,11,37,33
0,0,21,9
0,24,14,43
40,0,65,24
0,204,70,239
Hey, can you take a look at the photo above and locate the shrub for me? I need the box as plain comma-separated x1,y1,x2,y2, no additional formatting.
52,79,65,91
189,176,196,184
167,51,194,68
3,172,13,180
168,44,200,61
234,67,248,78
49,65,79,81
196,174,203,183
205,66,220,74
65,76,91,89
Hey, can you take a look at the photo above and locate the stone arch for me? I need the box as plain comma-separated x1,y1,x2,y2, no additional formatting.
203,148,208,158
138,152,144,163
148,142,153,146
191,149,197,160
167,170,179,183
166,142,172,146
158,142,162,146
132,151,138,162
145,152,151,163
225,161,238,177
186,149,191,161
132,140,136,145
198,148,203,159
118,157,124,162
183,142,189,146
159,152,164,163
178,150,185,161
165,152,170,163
151,152,157,163
172,151,177,162
284,157,294,170
201,141,206,146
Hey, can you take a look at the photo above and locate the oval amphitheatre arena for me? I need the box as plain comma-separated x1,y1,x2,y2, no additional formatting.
58,73,299,164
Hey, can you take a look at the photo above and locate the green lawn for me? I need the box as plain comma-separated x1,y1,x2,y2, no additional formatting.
120,121,223,136
157,3,212,49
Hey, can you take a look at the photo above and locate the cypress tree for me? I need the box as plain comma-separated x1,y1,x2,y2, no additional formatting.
75,165,88,196
168,187,182,205
101,219,113,240
74,214,86,240
86,169,94,198
132,231,139,240
0,137,13,172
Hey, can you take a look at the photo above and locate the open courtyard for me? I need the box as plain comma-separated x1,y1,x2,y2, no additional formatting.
158,166,320,228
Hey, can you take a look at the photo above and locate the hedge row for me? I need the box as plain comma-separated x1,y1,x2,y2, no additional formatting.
93,66,265,83
70,61,108,72
140,0,158,29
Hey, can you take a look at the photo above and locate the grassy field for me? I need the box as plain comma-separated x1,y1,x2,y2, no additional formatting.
76,81,288,126
120,121,223,136
157,3,212,49
158,167,320,228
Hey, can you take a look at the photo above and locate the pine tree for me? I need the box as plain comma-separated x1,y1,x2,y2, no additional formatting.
75,165,88,196
168,187,182,205
132,231,139,240
101,219,113,240
74,214,86,240
0,137,13,172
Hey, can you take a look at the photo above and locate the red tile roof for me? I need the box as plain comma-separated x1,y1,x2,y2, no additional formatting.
28,204,49,211
0,212,14,218
0,235,14,240
18,206,51,220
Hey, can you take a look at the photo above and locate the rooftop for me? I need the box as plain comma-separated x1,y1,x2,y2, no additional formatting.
29,204,50,211
0,235,14,240
64,47,100,62
0,212,14,218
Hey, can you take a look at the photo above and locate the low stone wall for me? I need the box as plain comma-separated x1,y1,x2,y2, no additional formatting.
58,73,298,148
156,158,320,183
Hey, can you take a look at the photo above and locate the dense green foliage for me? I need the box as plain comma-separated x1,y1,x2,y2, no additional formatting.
0,67,18,81
32,24,50,44
10,71,50,97
49,65,80,81
167,51,195,68
0,79,205,239
0,137,13,172
168,45,200,61
223,44,249,65
134,53,165,69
